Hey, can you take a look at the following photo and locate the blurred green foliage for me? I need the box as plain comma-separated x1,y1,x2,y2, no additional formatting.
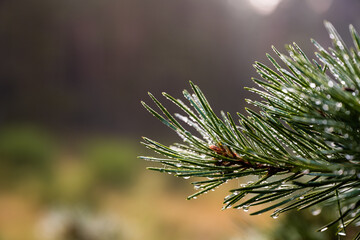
81,137,138,189
0,125,139,205
0,126,55,184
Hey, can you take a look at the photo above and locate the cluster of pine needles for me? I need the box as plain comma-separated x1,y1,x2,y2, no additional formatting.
141,21,360,238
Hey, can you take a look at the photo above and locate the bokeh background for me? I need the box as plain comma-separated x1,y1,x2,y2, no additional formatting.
1,0,360,239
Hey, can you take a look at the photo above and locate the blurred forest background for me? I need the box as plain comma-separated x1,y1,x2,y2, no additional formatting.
0,0,360,239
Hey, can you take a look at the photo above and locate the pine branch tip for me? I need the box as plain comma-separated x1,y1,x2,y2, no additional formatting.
140,20,360,237
323,20,331,27
141,136,150,141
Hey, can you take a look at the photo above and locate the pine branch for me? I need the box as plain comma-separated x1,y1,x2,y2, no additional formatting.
140,21,360,238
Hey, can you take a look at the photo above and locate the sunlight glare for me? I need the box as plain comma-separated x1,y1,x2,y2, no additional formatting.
248,0,282,15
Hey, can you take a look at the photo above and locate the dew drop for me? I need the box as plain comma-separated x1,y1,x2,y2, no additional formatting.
322,104,329,111
311,208,322,216
310,83,316,88
328,81,334,87
176,163,182,168
335,169,344,175
183,176,190,179
243,205,250,212
337,41,345,50
222,205,231,210
347,169,356,175
325,127,334,133
315,100,321,105
338,232,346,236
224,194,232,201
175,113,188,123
320,227,328,232
271,210,280,219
